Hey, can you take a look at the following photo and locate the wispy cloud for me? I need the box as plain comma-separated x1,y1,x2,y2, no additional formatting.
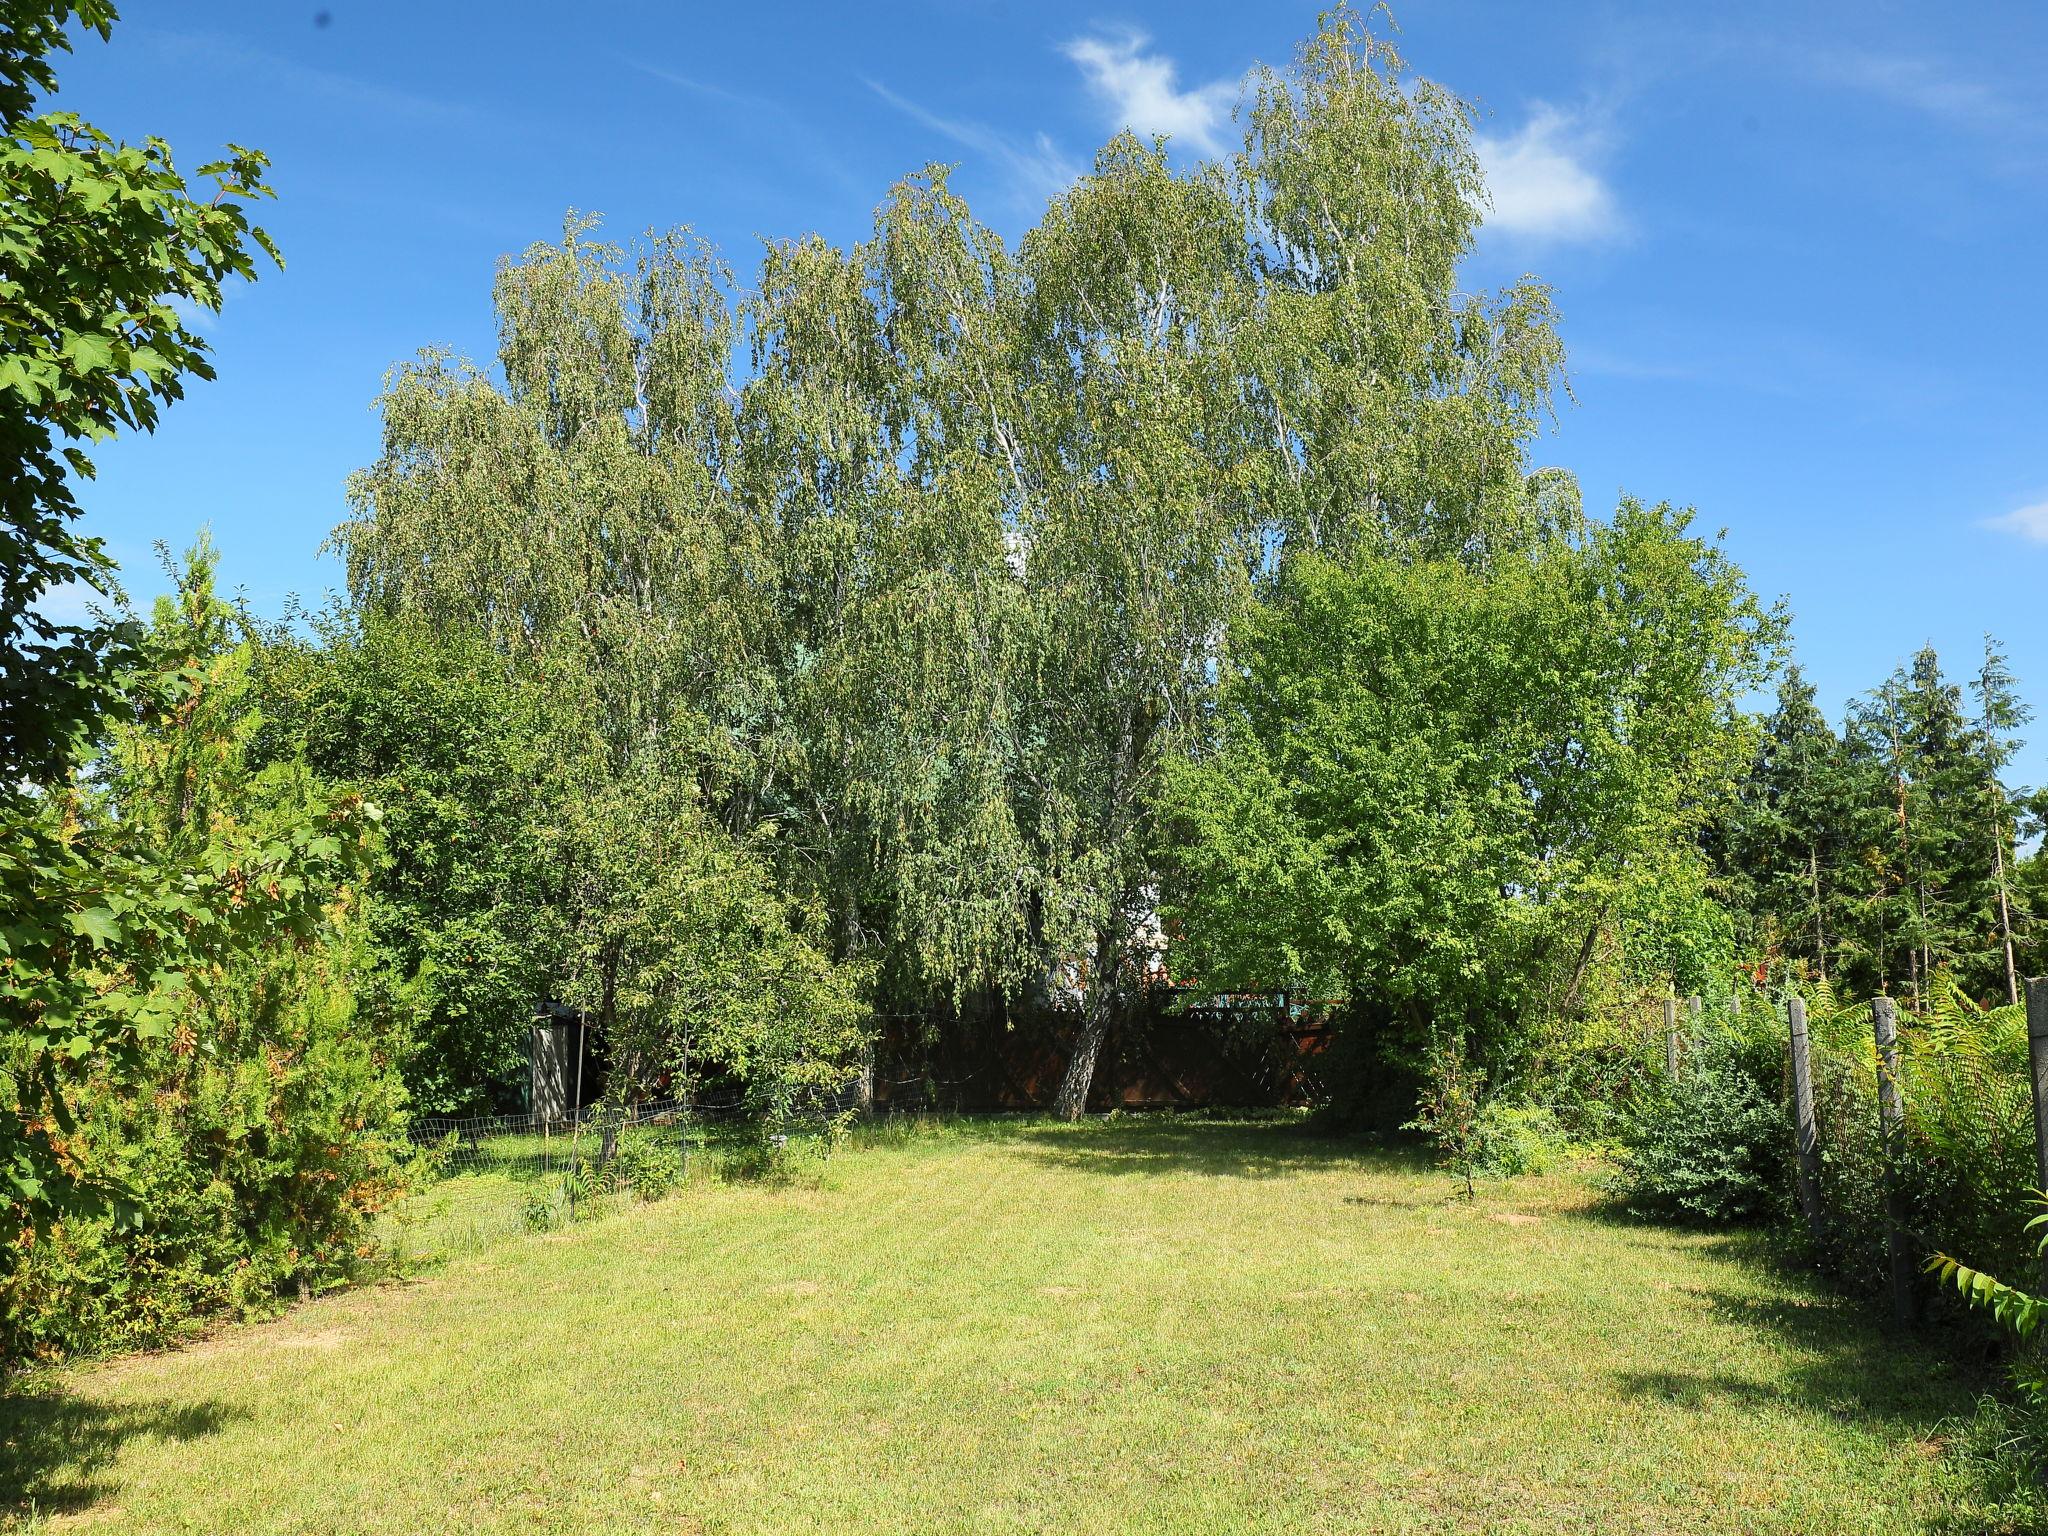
1817,51,2039,139
630,61,767,112
1061,29,1236,157
866,79,1077,210
146,29,487,130
164,293,218,335
1474,104,1622,244
1808,48,2048,181
636,60,867,201
1984,500,2048,544
31,579,104,628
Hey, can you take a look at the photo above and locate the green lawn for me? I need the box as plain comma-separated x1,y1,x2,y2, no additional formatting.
0,1117,2000,1534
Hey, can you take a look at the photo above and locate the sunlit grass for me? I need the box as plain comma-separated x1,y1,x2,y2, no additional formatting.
0,1116,2000,1534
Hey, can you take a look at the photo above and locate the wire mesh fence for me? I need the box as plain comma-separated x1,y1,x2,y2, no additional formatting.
1784,982,2045,1318
407,1095,716,1180
1607,975,2046,1325
384,1091,852,1264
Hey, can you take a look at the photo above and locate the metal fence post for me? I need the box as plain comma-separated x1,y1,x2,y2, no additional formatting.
2025,978,2048,1286
1872,995,1916,1325
1786,997,1824,1244
1663,994,1679,1078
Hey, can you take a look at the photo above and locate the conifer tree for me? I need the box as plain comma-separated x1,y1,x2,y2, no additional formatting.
1722,666,1863,984
1969,637,2030,1005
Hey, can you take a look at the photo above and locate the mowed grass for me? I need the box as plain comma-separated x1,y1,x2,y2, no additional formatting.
0,1117,1995,1534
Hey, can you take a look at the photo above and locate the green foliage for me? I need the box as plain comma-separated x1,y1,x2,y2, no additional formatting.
0,548,404,1361
1713,667,1875,991
555,761,871,1123
1798,977,2041,1298
250,613,556,1113
333,7,1581,1124
0,619,383,1236
1405,1039,1488,1199
1716,638,2034,1009
1408,1079,1569,1189
0,1,277,787
0,0,296,1242
1609,1025,1787,1224
1162,502,1774,1108
1475,1103,1567,1178
1929,1198,2048,1493
27,3,2041,1400
603,1131,684,1201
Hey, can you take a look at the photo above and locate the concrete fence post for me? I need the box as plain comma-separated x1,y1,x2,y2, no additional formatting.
1871,995,1917,1325
2025,978,2048,1286
1786,997,1825,1244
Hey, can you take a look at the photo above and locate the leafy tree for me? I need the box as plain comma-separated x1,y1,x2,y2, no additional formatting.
1970,638,2031,1005
0,3,313,1232
0,0,278,784
1896,647,1982,1000
1406,1039,1488,1200
1007,135,1259,1116
1718,636,2035,1008
1023,11,1572,1115
1231,12,1565,565
250,614,557,1113
3,548,394,1355
1160,501,1773,1110
554,761,868,1131
338,221,891,1108
1840,647,2016,1004
325,6,1692,1124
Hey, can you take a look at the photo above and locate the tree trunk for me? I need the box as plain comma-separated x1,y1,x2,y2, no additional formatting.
1558,919,1602,1016
1808,843,1826,983
1900,884,1916,1015
1994,813,2020,1007
1053,927,1123,1121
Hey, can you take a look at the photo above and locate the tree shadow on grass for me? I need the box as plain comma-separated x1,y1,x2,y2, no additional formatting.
0,1391,245,1522
998,1114,1428,1181
1598,1229,2031,1530
1607,1225,1993,1435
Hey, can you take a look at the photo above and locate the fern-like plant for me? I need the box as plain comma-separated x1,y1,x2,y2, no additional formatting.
1930,1196,2048,1406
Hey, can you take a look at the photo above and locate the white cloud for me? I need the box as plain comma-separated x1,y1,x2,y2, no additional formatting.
1817,52,2034,139
1810,50,2047,179
630,61,765,111
1062,30,1236,158
31,580,101,628
165,293,217,335
867,79,1078,210
1474,105,1621,244
149,31,485,130
1984,501,2048,544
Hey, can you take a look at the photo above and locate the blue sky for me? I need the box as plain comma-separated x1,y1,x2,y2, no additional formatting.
49,1,2048,780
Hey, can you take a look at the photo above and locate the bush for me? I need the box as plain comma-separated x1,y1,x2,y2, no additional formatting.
1608,1032,1787,1222
606,1131,684,1201
0,553,407,1363
0,927,404,1360
1407,1040,1570,1192
1801,983,2039,1302
1476,1103,1567,1178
